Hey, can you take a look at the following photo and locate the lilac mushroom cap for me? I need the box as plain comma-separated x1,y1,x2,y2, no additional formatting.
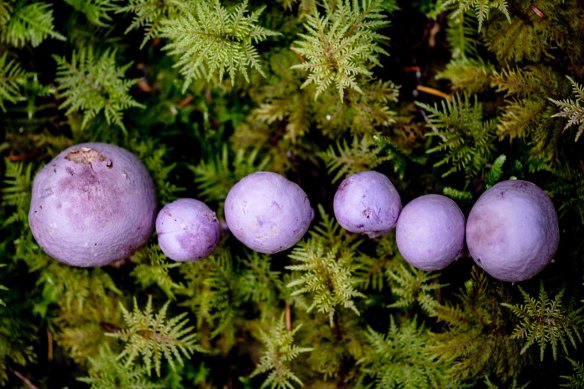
466,180,560,282
156,198,220,261
333,171,402,238
396,194,465,271
28,142,157,267
224,171,313,254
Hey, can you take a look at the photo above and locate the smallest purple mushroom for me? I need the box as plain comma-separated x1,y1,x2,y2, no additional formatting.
333,171,402,238
156,198,220,261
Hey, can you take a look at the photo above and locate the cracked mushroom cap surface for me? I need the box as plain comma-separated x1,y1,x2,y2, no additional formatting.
466,180,559,282
333,171,402,238
224,171,313,254
28,142,157,267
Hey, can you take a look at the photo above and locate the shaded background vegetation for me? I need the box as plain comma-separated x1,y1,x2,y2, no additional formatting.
1,0,584,388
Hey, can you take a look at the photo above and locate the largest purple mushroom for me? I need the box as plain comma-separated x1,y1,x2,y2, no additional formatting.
28,142,157,267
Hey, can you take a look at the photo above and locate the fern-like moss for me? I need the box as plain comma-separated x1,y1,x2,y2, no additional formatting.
78,345,162,389
443,0,510,31
0,1,65,47
117,0,182,48
53,46,144,132
160,0,278,90
358,317,451,389
429,268,523,382
291,0,390,99
417,94,497,182
502,284,584,361
65,0,118,27
287,238,365,326
0,53,31,112
387,262,444,316
550,76,584,142
190,145,270,204
250,315,312,389
110,296,203,376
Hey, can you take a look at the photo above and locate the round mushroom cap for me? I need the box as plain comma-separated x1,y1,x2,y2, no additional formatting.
156,198,220,261
396,194,465,271
28,142,157,267
224,171,313,254
333,171,402,238
466,180,559,282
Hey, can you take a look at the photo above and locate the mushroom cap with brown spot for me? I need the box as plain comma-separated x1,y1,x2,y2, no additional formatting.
28,142,157,267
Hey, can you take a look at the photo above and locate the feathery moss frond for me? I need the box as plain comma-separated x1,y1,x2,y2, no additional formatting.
0,286,36,386
437,57,493,93
387,262,444,315
53,47,144,132
130,139,183,203
118,0,184,48
33,262,122,323
318,135,391,183
358,317,450,389
160,0,278,90
130,244,183,300
484,154,506,188
353,232,398,291
1,159,32,226
0,1,65,47
491,65,559,98
442,186,474,201
177,249,242,348
250,315,312,389
484,376,530,389
484,11,561,64
191,144,270,203
239,252,286,307
78,345,162,389
0,53,31,112
417,94,497,182
550,76,584,142
111,296,202,376
444,10,480,59
314,80,399,136
0,265,6,307
443,0,510,31
287,239,365,326
291,0,390,100
429,267,522,381
0,1,11,26
502,284,584,361
65,0,118,27
561,358,584,389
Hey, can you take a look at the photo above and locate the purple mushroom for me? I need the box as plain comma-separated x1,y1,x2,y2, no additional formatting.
28,143,157,267
224,171,313,254
466,180,559,282
396,194,465,271
333,171,402,238
156,198,220,261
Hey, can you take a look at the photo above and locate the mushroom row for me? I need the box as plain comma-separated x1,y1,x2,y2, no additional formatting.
28,143,559,283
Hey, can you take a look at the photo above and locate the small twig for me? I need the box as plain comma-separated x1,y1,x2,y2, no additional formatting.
7,149,40,161
13,370,39,389
529,3,545,19
47,330,53,361
285,302,292,332
178,95,194,109
416,85,453,101
290,46,305,63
